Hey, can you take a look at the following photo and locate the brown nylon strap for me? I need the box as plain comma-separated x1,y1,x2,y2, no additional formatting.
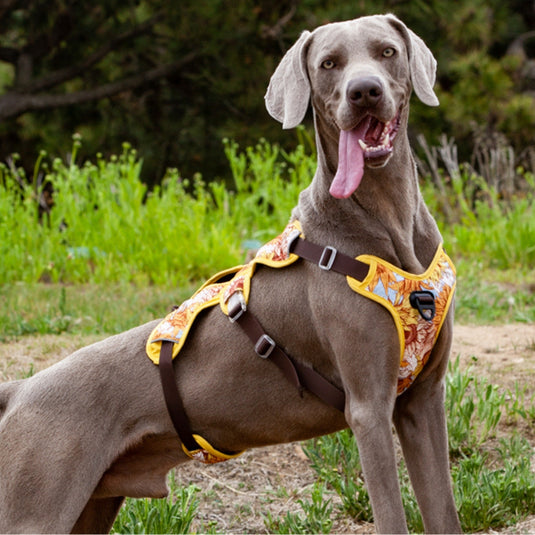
233,308,302,391
296,364,346,412
158,341,200,452
290,236,369,281
233,307,346,412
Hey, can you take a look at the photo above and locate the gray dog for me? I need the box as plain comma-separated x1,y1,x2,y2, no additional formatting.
0,14,462,534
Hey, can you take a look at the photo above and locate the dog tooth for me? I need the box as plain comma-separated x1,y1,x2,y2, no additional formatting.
358,139,369,151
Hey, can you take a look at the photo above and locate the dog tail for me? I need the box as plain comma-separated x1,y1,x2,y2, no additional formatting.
0,381,21,419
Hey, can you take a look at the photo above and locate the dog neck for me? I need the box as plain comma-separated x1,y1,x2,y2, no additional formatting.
294,110,442,273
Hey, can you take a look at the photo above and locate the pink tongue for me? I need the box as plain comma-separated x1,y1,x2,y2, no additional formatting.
329,121,369,199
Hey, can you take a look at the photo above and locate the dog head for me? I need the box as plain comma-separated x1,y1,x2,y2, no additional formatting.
265,14,439,198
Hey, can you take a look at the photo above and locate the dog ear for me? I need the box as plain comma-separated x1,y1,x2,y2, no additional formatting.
386,15,440,107
265,30,312,129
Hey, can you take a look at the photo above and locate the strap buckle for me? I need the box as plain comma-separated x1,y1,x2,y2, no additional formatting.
319,246,337,271
410,291,436,322
255,334,276,359
227,292,247,323
286,229,301,256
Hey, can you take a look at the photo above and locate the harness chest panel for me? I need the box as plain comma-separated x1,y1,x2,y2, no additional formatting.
347,247,456,394
146,220,456,462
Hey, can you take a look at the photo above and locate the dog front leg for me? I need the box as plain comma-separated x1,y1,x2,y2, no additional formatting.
71,496,125,534
346,398,409,534
394,378,462,533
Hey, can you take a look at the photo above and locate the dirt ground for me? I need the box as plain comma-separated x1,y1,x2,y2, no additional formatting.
1,323,535,533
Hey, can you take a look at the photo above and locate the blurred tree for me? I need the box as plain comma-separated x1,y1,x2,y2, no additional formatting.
0,0,306,181
0,0,533,181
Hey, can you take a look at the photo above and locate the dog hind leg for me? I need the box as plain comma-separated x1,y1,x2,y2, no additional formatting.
71,497,125,534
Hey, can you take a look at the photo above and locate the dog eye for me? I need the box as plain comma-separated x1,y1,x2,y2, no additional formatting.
321,59,336,69
382,47,396,58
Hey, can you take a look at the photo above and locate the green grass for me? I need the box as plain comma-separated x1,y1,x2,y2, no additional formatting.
1,259,532,342
453,261,535,324
263,482,334,534
2,134,534,289
0,282,195,342
421,166,535,267
453,437,535,533
449,175,535,270
0,137,313,287
303,429,373,523
112,477,200,534
1,134,533,340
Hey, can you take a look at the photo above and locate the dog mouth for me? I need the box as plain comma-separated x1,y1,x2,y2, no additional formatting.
329,109,401,199
358,112,401,160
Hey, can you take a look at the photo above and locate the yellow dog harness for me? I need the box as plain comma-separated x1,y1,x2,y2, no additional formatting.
147,220,456,463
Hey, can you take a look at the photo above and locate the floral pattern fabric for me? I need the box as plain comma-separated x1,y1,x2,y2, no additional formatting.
347,247,456,394
146,276,233,363
221,219,301,311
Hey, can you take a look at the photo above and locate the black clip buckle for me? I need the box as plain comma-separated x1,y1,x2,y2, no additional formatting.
410,291,436,322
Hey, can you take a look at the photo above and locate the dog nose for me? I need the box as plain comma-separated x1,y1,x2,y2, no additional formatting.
346,76,384,108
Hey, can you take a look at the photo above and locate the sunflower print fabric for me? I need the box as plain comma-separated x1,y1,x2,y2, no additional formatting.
347,246,456,394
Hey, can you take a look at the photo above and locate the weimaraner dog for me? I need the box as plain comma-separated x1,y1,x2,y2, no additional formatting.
0,14,462,534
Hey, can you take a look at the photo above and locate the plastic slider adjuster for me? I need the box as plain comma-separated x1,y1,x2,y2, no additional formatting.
286,229,301,256
319,246,337,271
409,290,436,322
227,292,247,323
255,334,276,359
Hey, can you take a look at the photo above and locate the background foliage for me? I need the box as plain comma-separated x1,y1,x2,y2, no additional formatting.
1,0,534,182
1,138,534,341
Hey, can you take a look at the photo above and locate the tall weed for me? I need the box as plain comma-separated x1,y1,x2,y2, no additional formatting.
451,173,535,269
0,138,313,286
263,482,333,534
446,357,504,455
304,429,373,522
2,134,533,287
421,147,535,271
453,436,535,532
